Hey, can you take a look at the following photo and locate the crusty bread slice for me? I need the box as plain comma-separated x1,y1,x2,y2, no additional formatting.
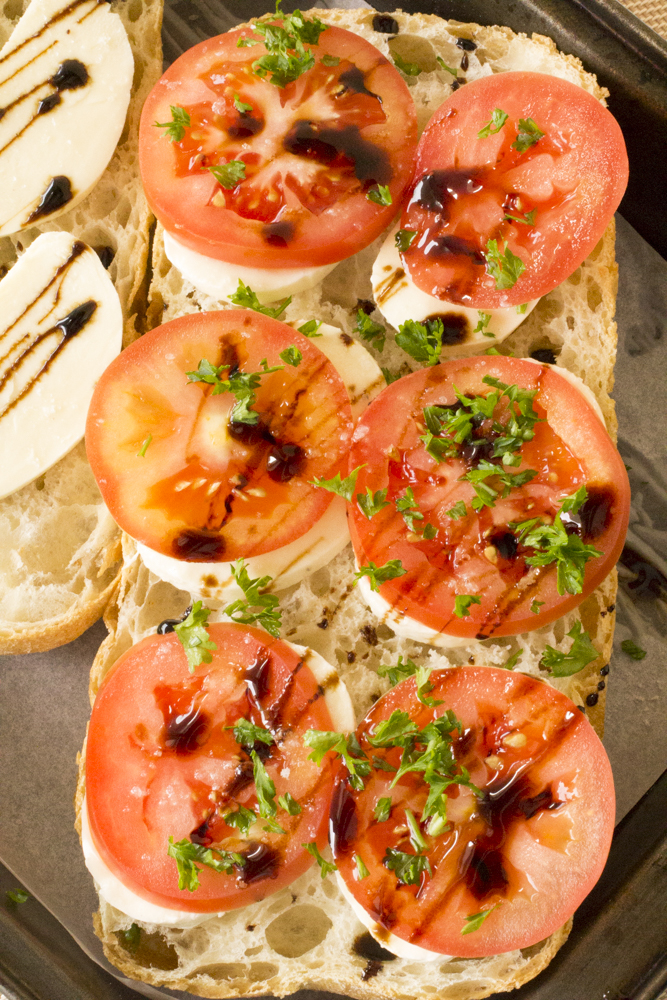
77,10,621,998
0,0,163,654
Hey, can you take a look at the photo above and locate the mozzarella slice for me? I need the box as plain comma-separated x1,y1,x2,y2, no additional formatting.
136,322,384,601
0,232,123,499
0,0,133,236
82,643,355,927
371,226,538,352
164,230,337,305
336,873,445,961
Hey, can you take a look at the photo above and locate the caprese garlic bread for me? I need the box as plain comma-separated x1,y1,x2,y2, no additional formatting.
0,0,163,654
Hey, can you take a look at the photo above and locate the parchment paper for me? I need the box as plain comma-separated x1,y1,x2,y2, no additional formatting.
1,0,666,994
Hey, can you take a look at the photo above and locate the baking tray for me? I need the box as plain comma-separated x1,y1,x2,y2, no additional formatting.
1,0,667,998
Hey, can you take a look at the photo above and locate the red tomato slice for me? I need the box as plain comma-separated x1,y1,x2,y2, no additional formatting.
139,21,417,268
348,356,629,639
86,624,342,912
400,71,628,308
333,667,614,957
86,309,353,562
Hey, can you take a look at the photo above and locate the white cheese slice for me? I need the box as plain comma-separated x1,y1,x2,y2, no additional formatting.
371,226,538,352
0,231,123,499
336,872,445,961
164,230,337,305
135,323,384,601
82,642,355,927
0,0,133,236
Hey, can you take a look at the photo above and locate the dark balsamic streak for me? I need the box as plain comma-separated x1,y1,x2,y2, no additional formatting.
26,176,73,222
0,0,99,68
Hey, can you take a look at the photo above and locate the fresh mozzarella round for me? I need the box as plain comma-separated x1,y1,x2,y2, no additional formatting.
0,0,133,236
336,872,444,961
164,230,337,305
81,624,355,928
371,227,538,351
134,322,383,601
0,232,123,500
524,357,604,424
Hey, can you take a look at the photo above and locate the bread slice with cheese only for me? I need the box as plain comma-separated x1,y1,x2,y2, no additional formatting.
0,0,164,654
77,9,623,999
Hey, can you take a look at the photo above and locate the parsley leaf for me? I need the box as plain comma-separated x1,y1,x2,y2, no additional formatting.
462,904,499,935
321,53,340,66
310,465,365,502
503,649,522,671
355,854,370,879
303,730,371,791
137,434,152,458
367,184,392,206
381,367,403,385
251,749,278,820
154,105,190,142
478,108,508,138
395,486,424,532
374,796,392,822
541,621,598,677
378,657,442,707
396,318,443,366
530,599,544,614
516,302,528,314
298,319,322,337
230,717,274,747
483,239,526,290
504,208,536,226
460,459,538,512
384,848,431,885
280,345,302,366
119,923,140,952
395,228,417,252
278,792,302,815
392,52,422,76
512,117,544,153
473,311,492,336
454,594,481,618
224,804,257,837
174,601,217,672
241,7,327,88
355,308,385,352
621,639,647,660
233,93,253,113
446,500,467,520
229,279,291,319
223,559,282,637
210,160,246,189
6,888,30,904
186,356,283,426
304,842,337,878
354,559,406,592
167,838,241,891
357,487,390,519
436,55,458,75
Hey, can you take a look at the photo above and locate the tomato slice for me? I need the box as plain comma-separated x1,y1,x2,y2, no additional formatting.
400,71,628,309
86,624,344,912
86,309,354,562
139,21,417,268
332,667,614,957
348,356,630,639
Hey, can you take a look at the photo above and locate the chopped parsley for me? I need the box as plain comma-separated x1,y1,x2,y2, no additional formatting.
174,601,217,672
357,486,390,519
229,717,274,747
530,599,544,614
503,648,522,671
278,792,302,815
303,842,337,878
321,53,340,66
477,108,508,138
119,923,140,952
354,854,370,879
392,52,422,76
310,465,365,502
446,500,467,520
137,434,152,458
367,184,392,206
168,837,242,892
210,160,246,189
384,847,431,885
297,318,322,337
483,238,526,290
462,904,499,935
224,804,257,837
279,345,302,366
233,93,253,113
621,639,647,660
504,208,536,226
374,796,392,822
516,302,528,314
381,366,403,385
395,228,417,252
303,730,371,791
474,311,493,336
354,559,406,592
251,749,281,825
436,55,458,76
378,656,443,708
541,621,598,677
454,594,481,618
460,460,538,512
6,888,30,904
396,317,443,366
186,356,282,426
395,487,424,532
405,808,429,852
511,487,602,595
355,308,385,352
239,4,327,88
512,117,544,153
154,105,190,142
223,559,282,638
229,279,291,319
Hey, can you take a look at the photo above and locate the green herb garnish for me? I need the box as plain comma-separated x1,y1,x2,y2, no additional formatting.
355,309,385,352
167,838,242,891
483,239,526,290
6,888,30,904
446,500,467,520
230,717,275,747
174,601,217,672
210,160,246,189
354,559,406,592
154,105,190,142
233,93,253,113
504,208,536,226
354,854,370,879
298,319,322,337
512,117,544,153
137,434,152,458
392,52,422,76
303,730,371,791
303,841,337,877
478,108,508,138
278,792,302,815
367,184,392,206
239,4,327,88
503,649,522,671
621,639,647,660
186,355,282,426
462,904,499,935
310,465,365,502
224,804,257,837
223,559,282,638
357,487,390,519
541,621,598,677
395,228,417,252
280,345,302,366
384,848,431,885
454,594,481,618
229,279,291,319
396,318,443,366
374,796,392,822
